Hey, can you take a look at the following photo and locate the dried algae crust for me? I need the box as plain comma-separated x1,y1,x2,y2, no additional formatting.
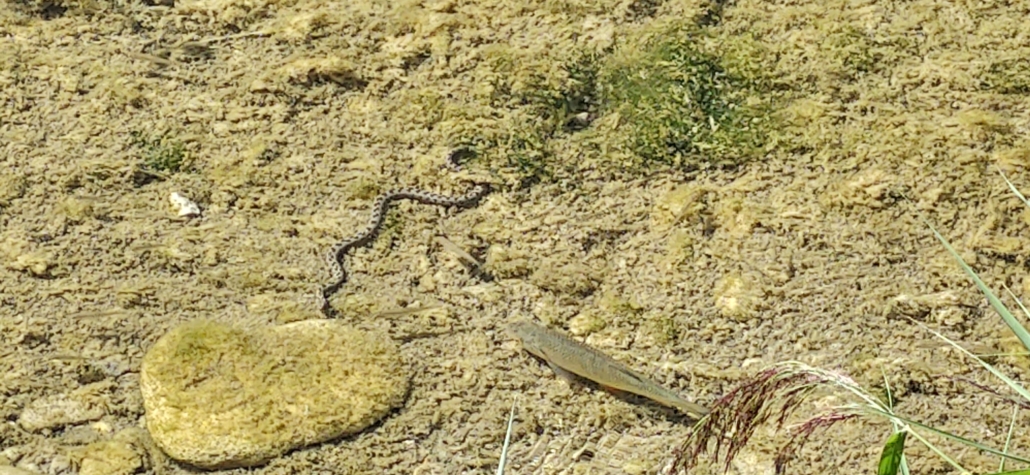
139,319,408,469
3,0,1030,472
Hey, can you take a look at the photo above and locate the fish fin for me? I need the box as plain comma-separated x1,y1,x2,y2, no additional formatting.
546,361,581,384
599,384,627,397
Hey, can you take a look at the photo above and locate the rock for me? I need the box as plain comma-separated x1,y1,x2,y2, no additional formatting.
483,245,531,279
168,192,201,218
651,184,709,232
0,172,26,208
567,311,606,336
70,427,157,475
140,319,408,469
75,440,144,475
0,467,43,475
0,234,53,277
18,384,108,432
528,261,599,296
713,273,764,322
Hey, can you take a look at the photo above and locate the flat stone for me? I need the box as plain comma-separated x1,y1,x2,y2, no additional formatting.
75,439,143,475
18,384,107,432
140,319,408,469
0,467,43,475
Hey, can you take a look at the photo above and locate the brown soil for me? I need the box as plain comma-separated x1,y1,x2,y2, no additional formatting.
2,0,1030,474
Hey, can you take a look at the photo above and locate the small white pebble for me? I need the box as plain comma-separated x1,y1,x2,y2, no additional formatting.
169,192,201,218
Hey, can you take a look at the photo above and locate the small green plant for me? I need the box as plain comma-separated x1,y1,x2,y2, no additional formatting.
982,58,1030,95
672,170,1030,474
466,21,782,186
821,25,881,82
504,51,599,134
131,130,187,174
474,46,601,186
598,22,775,171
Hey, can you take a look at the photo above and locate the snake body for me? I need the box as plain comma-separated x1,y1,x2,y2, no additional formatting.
320,156,490,318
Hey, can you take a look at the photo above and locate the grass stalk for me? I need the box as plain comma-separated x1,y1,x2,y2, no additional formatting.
672,170,1030,473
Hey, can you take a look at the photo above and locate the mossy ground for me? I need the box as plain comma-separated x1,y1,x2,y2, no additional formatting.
2,0,1030,473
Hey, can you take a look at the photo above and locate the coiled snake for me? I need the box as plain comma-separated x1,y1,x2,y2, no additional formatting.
320,152,491,318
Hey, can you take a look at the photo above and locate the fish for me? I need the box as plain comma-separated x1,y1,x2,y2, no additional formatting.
507,320,709,418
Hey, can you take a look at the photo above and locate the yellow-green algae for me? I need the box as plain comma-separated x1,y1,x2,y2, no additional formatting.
140,319,408,469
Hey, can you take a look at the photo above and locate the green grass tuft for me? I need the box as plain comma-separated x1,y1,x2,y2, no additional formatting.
131,130,188,174
597,22,775,171
463,20,782,187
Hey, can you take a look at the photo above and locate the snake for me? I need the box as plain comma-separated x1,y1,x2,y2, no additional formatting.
320,151,491,318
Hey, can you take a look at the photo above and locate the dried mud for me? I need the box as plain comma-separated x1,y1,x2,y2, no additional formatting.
2,0,1030,474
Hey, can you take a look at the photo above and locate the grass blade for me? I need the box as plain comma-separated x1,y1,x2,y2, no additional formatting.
1003,285,1030,353
1001,405,1018,473
922,219,1030,359
997,167,1030,209
881,370,910,475
912,318,1030,403
878,431,907,475
863,406,1030,465
496,397,518,475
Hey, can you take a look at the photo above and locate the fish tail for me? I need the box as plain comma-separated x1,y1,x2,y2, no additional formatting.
674,398,710,418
